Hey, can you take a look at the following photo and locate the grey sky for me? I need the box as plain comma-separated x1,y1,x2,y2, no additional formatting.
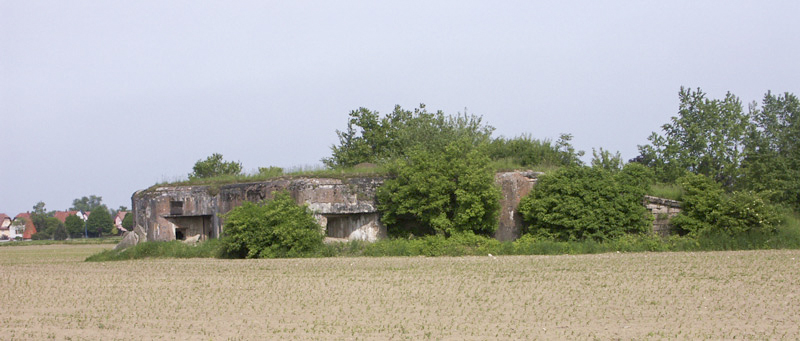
2,1,799,215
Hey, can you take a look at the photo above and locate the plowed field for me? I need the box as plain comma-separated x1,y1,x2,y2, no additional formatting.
2,244,798,339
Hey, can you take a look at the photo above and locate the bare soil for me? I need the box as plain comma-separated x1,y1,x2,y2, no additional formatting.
1,245,798,339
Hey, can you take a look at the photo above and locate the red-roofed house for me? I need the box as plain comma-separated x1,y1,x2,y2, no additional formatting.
114,211,129,233
53,211,80,223
0,214,13,240
14,213,36,240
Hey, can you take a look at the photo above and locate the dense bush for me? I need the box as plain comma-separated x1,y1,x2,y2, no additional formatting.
219,191,324,258
65,214,85,238
518,163,653,241
377,137,501,237
121,213,133,230
323,105,493,168
85,206,114,237
189,153,243,180
671,173,782,236
487,133,583,168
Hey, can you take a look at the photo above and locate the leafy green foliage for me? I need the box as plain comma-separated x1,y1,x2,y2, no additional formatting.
671,173,782,236
590,147,623,172
69,195,104,212
487,133,583,169
189,153,243,180
85,206,114,237
219,192,324,258
257,166,284,177
377,137,501,237
638,87,750,188
121,213,133,230
65,214,85,238
52,223,68,241
31,217,62,240
29,201,52,239
323,104,494,168
741,91,800,210
518,164,653,241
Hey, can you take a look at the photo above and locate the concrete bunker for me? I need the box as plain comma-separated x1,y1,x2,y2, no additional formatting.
130,172,677,246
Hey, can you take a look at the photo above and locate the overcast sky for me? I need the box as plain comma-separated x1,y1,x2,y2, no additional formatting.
2,1,799,215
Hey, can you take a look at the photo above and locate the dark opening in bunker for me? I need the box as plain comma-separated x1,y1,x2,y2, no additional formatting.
323,213,377,239
166,215,213,240
325,215,349,238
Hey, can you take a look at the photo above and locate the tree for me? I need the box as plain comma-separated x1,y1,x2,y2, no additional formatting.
637,87,750,188
52,222,68,241
69,195,104,212
591,147,623,172
65,214,85,238
32,217,62,240
518,163,653,241
121,213,134,230
188,153,243,179
377,137,501,237
323,105,494,168
32,201,47,215
741,91,800,210
29,201,50,238
85,206,114,237
220,191,324,258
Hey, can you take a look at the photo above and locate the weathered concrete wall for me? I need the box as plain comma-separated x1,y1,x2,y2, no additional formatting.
132,172,680,244
132,176,387,242
644,195,682,237
494,171,541,241
132,186,218,242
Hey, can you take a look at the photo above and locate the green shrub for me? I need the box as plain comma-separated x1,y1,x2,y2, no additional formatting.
518,164,653,241
189,153,242,180
487,134,581,169
323,105,494,168
121,213,134,230
219,191,324,258
671,174,782,236
377,137,501,237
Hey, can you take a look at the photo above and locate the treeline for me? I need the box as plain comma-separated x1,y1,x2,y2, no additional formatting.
322,104,583,170
637,88,799,211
